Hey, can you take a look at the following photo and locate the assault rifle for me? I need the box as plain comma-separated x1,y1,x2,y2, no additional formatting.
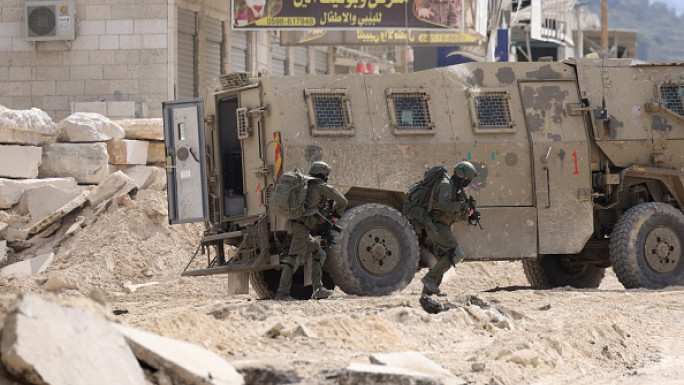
318,200,342,251
462,195,483,230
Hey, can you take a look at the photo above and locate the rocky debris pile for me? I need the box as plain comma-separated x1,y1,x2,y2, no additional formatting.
0,293,244,385
0,105,167,276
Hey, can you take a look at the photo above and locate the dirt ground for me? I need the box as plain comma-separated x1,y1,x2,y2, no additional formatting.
1,189,683,384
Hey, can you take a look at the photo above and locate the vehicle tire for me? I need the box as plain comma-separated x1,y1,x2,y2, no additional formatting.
609,202,684,289
522,254,605,289
328,203,420,296
249,269,335,300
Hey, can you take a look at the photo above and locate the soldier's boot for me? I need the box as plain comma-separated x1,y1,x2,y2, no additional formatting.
311,285,334,300
421,257,451,297
274,292,296,301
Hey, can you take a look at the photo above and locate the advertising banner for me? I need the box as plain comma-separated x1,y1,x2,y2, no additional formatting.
279,29,483,46
233,0,481,32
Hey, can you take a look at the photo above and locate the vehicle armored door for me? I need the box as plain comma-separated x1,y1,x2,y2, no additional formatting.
163,99,209,224
519,80,593,254
238,87,268,217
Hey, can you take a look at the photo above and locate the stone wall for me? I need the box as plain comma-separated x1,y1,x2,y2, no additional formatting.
0,0,170,120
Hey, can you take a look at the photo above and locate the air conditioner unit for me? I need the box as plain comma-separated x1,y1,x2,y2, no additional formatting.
24,1,76,42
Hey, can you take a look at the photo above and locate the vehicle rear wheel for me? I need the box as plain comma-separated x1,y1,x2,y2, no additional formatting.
328,203,419,296
522,254,605,289
609,202,684,288
250,269,335,300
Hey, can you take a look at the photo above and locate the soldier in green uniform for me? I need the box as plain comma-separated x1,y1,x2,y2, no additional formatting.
420,161,478,297
275,161,348,301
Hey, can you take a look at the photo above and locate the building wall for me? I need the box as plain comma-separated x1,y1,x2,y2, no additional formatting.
0,0,169,120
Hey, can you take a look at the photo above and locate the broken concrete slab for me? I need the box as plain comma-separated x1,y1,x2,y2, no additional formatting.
147,141,165,164
0,145,42,179
369,351,455,379
0,294,146,385
39,143,110,184
116,118,164,140
231,358,302,385
107,139,149,165
5,226,29,241
114,324,245,385
114,165,166,190
0,240,6,266
17,185,82,226
0,252,53,278
338,363,443,385
27,191,88,236
0,177,78,209
56,112,125,142
88,170,137,208
0,105,58,145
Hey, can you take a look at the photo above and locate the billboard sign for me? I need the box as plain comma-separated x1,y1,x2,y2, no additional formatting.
279,29,483,46
233,0,482,32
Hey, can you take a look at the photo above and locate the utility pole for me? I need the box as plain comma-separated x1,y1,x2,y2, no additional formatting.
601,0,608,56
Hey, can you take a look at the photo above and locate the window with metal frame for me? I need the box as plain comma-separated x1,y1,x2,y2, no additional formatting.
659,83,684,116
469,89,515,133
304,89,354,136
386,88,434,135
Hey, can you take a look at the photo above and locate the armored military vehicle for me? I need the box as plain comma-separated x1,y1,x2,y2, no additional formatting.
163,58,684,298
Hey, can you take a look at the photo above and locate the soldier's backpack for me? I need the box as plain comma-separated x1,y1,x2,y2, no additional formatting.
402,165,449,224
268,169,314,219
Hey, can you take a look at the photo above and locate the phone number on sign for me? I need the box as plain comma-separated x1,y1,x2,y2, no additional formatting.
264,17,316,26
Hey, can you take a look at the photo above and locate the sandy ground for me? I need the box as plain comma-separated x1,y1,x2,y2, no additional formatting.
1,189,683,384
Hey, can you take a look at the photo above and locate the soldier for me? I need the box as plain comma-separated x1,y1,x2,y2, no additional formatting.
420,161,478,297
275,161,348,301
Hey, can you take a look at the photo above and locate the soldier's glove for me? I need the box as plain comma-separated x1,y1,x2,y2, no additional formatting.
467,210,481,226
426,219,439,235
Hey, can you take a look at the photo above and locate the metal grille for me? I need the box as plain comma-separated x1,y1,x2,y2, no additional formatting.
391,92,432,130
220,72,249,88
311,93,350,130
236,107,249,139
474,92,512,129
660,84,684,116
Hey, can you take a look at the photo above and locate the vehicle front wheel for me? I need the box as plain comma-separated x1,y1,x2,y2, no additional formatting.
328,203,419,296
522,254,605,289
609,202,684,289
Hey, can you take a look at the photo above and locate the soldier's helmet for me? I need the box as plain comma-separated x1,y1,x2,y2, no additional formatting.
453,161,478,180
309,161,332,177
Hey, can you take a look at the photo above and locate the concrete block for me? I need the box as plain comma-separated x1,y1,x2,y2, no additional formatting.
114,324,245,385
85,4,111,20
36,66,69,81
0,67,9,81
71,102,107,116
116,118,163,140
146,141,165,164
0,294,147,384
0,177,77,209
119,35,143,49
8,67,31,81
78,19,106,35
134,19,167,34
142,34,166,49
0,145,42,178
107,101,136,118
0,105,57,145
39,143,110,184
57,112,125,142
339,363,442,385
56,80,85,96
107,139,149,165
18,185,81,226
89,50,117,65
99,35,120,50
88,170,136,207
103,64,128,80
107,20,134,35
71,35,99,50
0,22,21,37
0,37,11,50
11,37,32,51
0,81,30,96
69,65,103,80
0,253,54,278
